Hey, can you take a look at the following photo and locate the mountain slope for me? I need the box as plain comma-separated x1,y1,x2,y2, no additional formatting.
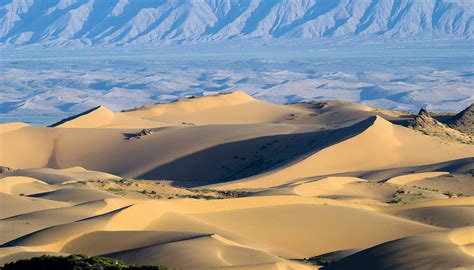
1,0,472,47
447,103,474,135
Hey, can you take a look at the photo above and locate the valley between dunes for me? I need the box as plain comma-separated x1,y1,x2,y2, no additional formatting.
0,92,473,269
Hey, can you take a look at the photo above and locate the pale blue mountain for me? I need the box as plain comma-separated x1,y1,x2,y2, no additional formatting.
0,0,472,47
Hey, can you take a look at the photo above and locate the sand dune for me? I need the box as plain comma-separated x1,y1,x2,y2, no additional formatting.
30,188,120,204
123,92,309,125
51,105,169,129
51,106,116,128
0,122,317,182
386,172,450,185
212,116,473,189
0,193,441,268
401,173,474,196
191,203,439,258
1,167,120,185
0,198,132,245
2,93,471,186
0,176,51,196
107,234,303,270
323,227,474,270
0,193,68,219
0,94,472,269
359,157,474,182
292,177,367,197
0,122,30,134
392,205,474,228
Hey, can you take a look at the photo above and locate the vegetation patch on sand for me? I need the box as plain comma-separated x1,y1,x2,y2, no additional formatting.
1,254,167,270
67,178,253,200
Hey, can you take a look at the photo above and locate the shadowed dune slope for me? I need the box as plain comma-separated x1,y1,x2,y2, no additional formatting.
212,116,473,189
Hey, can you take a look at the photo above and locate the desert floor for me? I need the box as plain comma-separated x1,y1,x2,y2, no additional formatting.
0,92,473,269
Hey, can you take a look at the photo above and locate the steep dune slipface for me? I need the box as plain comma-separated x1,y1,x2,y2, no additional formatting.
0,123,318,182
323,227,474,270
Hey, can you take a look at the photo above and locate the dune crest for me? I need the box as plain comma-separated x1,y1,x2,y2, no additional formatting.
386,172,449,185
450,227,474,256
0,176,49,195
292,177,367,197
123,91,308,125
128,92,257,113
51,106,115,128
0,122,29,134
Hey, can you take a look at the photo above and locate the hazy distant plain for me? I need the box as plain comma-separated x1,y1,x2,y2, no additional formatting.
1,43,473,125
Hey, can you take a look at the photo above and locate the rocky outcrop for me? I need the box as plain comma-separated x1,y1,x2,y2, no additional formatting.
409,108,472,144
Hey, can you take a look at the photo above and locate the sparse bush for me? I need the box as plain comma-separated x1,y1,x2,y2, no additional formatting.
176,194,221,200
443,191,457,198
303,256,332,266
218,190,252,198
387,198,403,204
106,188,124,193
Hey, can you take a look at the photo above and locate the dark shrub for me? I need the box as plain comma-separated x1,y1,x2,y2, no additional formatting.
1,254,168,270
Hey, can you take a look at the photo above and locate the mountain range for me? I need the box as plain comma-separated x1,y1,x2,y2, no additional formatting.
1,0,472,47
